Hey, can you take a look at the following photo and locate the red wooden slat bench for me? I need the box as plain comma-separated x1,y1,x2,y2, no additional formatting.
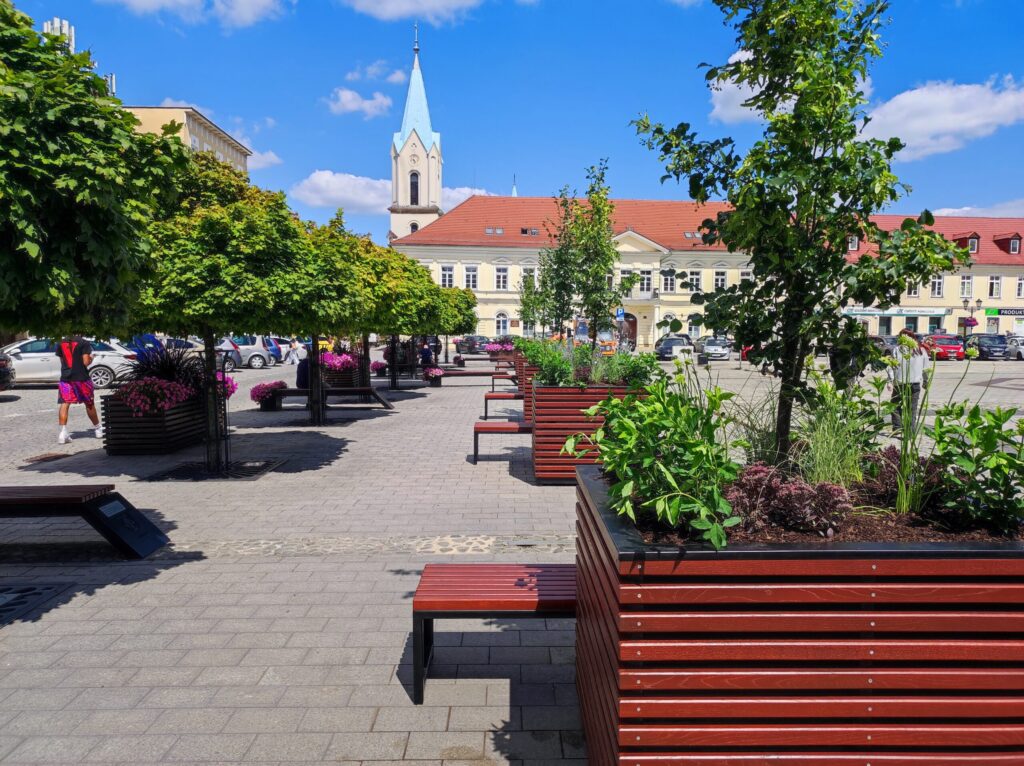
411,563,576,704
483,391,524,420
491,373,516,392
472,421,532,464
0,485,168,559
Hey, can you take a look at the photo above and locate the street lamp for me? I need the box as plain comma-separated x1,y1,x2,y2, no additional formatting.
962,298,983,336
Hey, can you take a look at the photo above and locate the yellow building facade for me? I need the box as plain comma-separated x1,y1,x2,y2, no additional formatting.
127,106,251,173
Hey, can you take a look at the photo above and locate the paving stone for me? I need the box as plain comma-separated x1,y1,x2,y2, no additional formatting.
148,707,234,734
374,706,450,732
297,707,376,733
484,730,563,761
244,732,331,761
82,734,177,762
72,708,161,735
325,732,409,761
405,732,485,760
164,733,256,761
4,735,100,763
521,706,580,731
448,706,521,732
222,707,306,733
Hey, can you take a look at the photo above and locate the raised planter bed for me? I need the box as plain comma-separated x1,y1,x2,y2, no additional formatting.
519,365,540,423
575,464,1024,766
532,386,631,484
322,368,359,388
101,396,205,456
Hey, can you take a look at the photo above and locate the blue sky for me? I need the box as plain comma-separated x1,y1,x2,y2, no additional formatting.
18,0,1024,243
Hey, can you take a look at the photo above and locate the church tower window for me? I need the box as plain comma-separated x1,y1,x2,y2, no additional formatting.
409,172,420,206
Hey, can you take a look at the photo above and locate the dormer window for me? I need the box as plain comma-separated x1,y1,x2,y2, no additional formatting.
521,228,529,235
485,227,494,235
969,237,979,254
410,222,419,233
847,236,859,251
1012,238,1021,255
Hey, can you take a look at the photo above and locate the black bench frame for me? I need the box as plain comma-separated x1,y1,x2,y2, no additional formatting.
266,386,394,411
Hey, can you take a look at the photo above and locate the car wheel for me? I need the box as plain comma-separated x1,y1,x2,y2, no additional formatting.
266,356,277,368
223,358,236,373
89,366,115,389
248,355,266,369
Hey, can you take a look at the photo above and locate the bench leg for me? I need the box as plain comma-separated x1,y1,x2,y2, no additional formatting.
412,615,433,704
472,431,479,465
483,398,489,420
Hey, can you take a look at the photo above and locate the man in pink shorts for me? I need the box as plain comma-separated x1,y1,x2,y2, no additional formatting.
55,336,103,444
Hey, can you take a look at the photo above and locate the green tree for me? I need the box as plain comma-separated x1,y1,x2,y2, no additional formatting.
571,161,636,349
517,268,551,337
636,0,966,461
0,1,187,333
538,188,582,345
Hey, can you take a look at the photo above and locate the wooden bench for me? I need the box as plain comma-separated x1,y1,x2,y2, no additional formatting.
411,563,576,704
472,421,532,464
0,485,169,559
490,373,516,392
266,386,393,411
483,391,524,420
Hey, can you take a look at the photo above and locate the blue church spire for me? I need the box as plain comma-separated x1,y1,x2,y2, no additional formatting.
393,23,441,152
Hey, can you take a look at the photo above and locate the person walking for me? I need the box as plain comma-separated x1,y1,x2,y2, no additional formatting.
889,328,926,432
419,342,434,370
55,335,102,444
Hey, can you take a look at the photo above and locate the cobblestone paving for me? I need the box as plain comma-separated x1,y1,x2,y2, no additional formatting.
0,359,1021,764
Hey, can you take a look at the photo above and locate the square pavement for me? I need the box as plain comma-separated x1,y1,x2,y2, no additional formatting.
0,374,582,764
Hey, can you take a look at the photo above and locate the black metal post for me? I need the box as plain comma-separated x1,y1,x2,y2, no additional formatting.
389,334,399,391
308,335,324,426
444,335,449,365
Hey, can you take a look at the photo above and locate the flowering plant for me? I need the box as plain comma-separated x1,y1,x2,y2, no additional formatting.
322,352,359,371
423,367,445,380
216,371,238,399
370,361,387,373
484,343,515,353
115,377,195,417
250,380,287,404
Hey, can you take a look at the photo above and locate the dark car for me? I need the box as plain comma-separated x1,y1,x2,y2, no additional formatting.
456,335,490,354
869,335,898,356
123,334,164,358
655,334,694,361
966,333,1009,360
0,351,14,391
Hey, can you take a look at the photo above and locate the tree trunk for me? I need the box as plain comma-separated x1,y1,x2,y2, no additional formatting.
361,334,371,387
202,327,225,474
773,325,807,465
389,335,399,391
308,335,324,426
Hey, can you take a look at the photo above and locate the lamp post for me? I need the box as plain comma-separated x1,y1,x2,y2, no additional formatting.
962,297,983,336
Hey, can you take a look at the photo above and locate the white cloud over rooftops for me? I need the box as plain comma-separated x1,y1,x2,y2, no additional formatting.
289,170,491,215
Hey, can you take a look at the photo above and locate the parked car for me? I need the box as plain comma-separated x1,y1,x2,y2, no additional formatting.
869,335,898,356
923,334,966,361
229,335,277,369
965,333,1010,360
164,338,241,372
0,351,15,392
120,334,164,358
695,335,732,360
1009,336,1024,361
655,335,694,361
0,337,136,388
455,335,490,354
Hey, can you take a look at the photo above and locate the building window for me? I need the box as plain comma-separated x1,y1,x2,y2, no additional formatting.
495,266,509,291
522,267,536,287
930,275,944,298
714,270,727,290
968,237,979,254
662,272,676,293
960,274,972,299
495,227,504,236
989,275,1002,299
688,270,702,291
740,270,753,284
409,172,420,206
530,228,539,236
906,282,919,298
521,228,529,235
639,270,652,294
495,312,509,336
464,266,478,290
688,317,702,338
848,236,859,251
606,272,614,289
929,316,943,333
905,317,919,333
878,317,892,335
1017,276,1024,299
440,265,453,288
410,222,419,233
485,227,494,235
1012,238,1021,255
190,136,200,150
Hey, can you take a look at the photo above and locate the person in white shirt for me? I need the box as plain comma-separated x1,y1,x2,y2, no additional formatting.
888,328,926,431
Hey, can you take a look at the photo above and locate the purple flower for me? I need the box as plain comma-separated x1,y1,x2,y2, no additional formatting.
250,380,288,403
322,352,359,371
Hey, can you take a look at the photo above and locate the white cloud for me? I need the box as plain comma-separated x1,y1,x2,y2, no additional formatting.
864,76,1024,161
708,50,759,124
338,0,483,24
290,171,392,213
935,198,1024,218
443,186,492,210
386,69,408,84
666,0,702,6
326,88,392,119
248,150,282,170
98,0,287,27
289,171,492,215
160,96,213,115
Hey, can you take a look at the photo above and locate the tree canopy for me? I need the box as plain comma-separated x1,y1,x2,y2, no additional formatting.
0,1,187,333
636,0,967,460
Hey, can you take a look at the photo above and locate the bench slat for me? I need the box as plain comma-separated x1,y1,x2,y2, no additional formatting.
0,485,115,505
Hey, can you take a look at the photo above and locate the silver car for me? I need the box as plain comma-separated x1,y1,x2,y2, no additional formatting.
230,335,277,369
1008,336,1024,361
695,335,733,361
0,337,136,388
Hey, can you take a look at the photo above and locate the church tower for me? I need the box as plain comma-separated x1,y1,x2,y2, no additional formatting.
389,27,442,241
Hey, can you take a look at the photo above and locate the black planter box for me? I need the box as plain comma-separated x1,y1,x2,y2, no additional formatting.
101,396,206,456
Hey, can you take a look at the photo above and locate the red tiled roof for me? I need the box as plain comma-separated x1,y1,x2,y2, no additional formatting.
394,196,732,251
396,196,1024,266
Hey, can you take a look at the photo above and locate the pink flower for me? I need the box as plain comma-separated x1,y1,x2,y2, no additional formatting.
250,380,288,404
115,377,195,417
322,352,359,371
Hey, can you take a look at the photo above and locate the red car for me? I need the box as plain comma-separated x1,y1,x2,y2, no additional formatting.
923,334,965,361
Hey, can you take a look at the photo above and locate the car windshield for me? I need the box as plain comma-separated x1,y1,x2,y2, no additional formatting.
931,336,957,343
978,336,1007,346
233,335,256,346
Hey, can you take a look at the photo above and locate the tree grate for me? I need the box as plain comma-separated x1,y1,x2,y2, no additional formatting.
0,583,74,625
146,459,286,482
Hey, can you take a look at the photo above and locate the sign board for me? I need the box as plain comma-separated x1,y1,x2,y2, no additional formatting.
510,319,520,328
615,307,625,321
844,307,951,317
986,308,1024,317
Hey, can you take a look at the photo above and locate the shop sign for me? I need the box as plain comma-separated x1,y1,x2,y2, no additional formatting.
984,308,1024,317
844,307,951,317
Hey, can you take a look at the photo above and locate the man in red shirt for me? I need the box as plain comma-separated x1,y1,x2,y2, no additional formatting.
55,336,103,444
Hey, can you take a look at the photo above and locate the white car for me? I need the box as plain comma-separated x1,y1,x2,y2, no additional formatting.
1009,336,1024,361
0,337,137,388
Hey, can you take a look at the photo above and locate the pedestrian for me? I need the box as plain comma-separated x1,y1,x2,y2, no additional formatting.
889,328,926,432
55,335,103,444
419,342,433,369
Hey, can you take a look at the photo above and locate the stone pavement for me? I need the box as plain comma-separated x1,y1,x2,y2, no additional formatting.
0,373,580,765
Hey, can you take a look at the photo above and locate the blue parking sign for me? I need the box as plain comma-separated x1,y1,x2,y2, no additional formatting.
615,307,625,321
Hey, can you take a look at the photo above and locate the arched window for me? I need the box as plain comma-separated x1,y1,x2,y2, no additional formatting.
409,172,420,206
409,222,419,233
495,312,510,336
